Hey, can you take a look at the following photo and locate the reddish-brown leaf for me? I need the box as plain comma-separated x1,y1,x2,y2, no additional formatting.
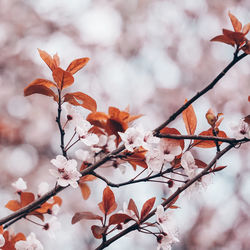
195,159,207,169
211,165,227,172
79,183,91,200
244,115,250,125
87,112,109,128
210,35,235,46
108,213,133,225
182,99,197,135
248,96,250,102
91,225,107,239
38,49,56,71
72,212,103,224
222,29,246,45
193,129,227,148
228,11,242,32
160,127,185,150
53,53,60,68
5,200,21,211
66,57,90,74
24,84,58,101
127,152,148,170
98,186,117,215
140,197,156,220
20,192,35,207
63,92,97,112
12,233,26,244
243,23,250,35
128,199,139,219
52,67,74,90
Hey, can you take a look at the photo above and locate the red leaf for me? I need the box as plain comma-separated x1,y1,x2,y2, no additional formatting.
211,166,227,172
38,49,56,71
128,199,139,219
79,183,91,200
244,115,250,125
243,23,250,35
210,35,235,46
24,84,58,101
64,92,97,112
228,11,242,32
182,99,197,135
72,212,103,224
108,213,133,225
52,67,74,90
140,197,156,220
91,225,107,239
66,58,90,74
160,127,185,150
98,186,117,215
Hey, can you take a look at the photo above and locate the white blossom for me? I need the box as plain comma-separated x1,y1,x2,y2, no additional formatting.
50,155,81,188
181,151,198,179
146,147,164,172
0,234,5,247
43,216,61,239
12,177,27,192
230,119,250,139
160,141,182,163
156,205,179,250
38,182,49,197
75,149,94,164
15,232,43,250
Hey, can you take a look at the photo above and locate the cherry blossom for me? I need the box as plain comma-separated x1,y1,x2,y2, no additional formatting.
75,149,94,164
43,216,61,239
11,177,27,192
0,234,5,247
230,119,250,139
156,205,179,250
50,155,81,188
160,141,182,163
181,151,198,179
37,182,49,197
15,232,43,250
146,147,164,172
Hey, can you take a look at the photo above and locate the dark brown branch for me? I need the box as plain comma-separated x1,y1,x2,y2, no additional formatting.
95,144,234,249
153,53,248,134
157,133,250,143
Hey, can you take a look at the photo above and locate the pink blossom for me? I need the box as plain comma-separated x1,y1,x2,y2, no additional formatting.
181,151,198,179
50,155,81,188
43,216,61,239
230,119,250,139
160,141,182,162
12,177,27,192
15,232,43,250
146,147,164,172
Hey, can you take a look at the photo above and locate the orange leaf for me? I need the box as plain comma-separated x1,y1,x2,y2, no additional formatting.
98,186,117,215
160,127,185,150
228,11,242,32
109,213,133,225
127,152,148,170
53,53,60,68
12,233,26,244
91,225,107,239
27,78,57,88
193,129,227,148
64,92,97,112
79,183,91,200
24,84,58,101
52,67,74,90
5,200,21,211
243,23,250,35
128,199,139,219
72,212,103,224
80,174,96,182
20,192,35,207
87,112,109,128
182,99,197,135
38,49,56,71
140,197,155,220
66,58,90,74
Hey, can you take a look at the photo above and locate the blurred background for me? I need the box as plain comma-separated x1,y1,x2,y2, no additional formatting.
0,0,249,249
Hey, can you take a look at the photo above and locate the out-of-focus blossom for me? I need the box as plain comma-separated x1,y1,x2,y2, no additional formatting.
156,205,179,250
181,151,198,179
37,182,49,197
43,216,61,239
12,177,27,192
75,149,94,164
146,147,164,172
160,141,182,162
0,234,5,247
50,155,81,188
230,119,250,139
51,204,60,216
15,232,43,250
